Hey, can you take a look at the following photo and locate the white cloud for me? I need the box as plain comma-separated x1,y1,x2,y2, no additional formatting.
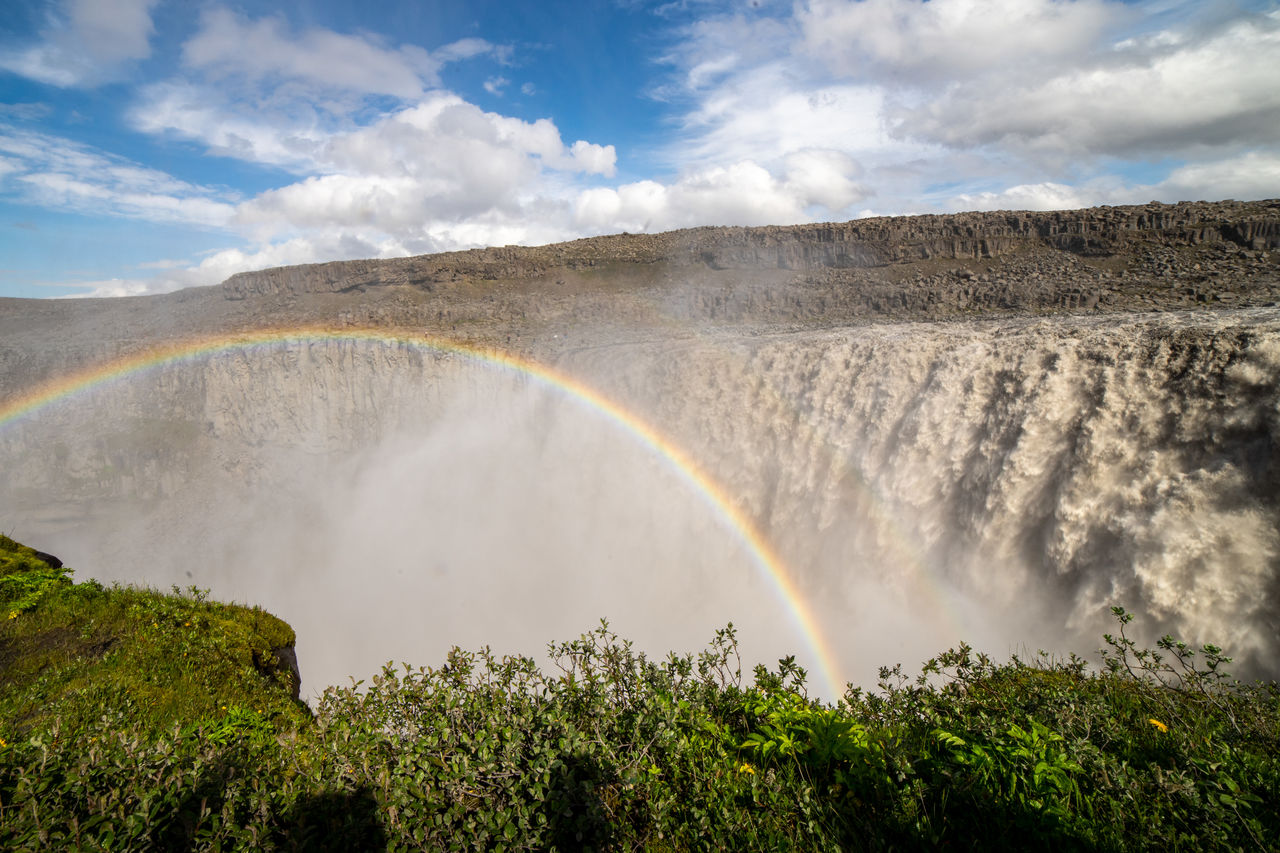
655,0,1280,216
573,153,869,232
181,8,498,98
0,126,236,227
782,149,868,211
74,277,171,298
438,38,508,64
130,82,330,171
894,12,1280,160
675,64,891,168
943,151,1280,212
128,10,541,182
0,0,159,86
1157,151,1280,202
77,235,395,297
58,10,616,295
64,0,158,65
659,11,796,93
799,0,1124,83
946,182,1101,212
83,88,626,295
230,95,617,240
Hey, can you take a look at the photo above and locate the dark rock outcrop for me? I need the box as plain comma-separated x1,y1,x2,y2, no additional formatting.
220,199,1280,304
32,550,62,569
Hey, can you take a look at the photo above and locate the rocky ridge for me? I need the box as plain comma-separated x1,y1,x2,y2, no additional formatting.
218,200,1280,320
3,200,1278,399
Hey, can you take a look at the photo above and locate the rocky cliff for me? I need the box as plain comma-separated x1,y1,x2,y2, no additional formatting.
218,199,1280,317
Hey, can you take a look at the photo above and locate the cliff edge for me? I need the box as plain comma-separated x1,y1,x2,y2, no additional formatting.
219,199,1280,315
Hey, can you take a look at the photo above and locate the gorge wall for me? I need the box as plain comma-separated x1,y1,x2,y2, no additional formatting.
3,311,1278,692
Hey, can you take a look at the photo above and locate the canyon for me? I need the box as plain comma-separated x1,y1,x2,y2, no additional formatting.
2,199,1279,697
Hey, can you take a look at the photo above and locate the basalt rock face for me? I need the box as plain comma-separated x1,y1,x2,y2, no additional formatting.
219,199,1280,309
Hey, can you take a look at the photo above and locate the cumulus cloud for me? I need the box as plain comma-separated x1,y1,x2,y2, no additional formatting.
232,95,616,242
1155,151,1280,202
77,233,400,297
130,8,513,172
574,152,869,232
56,9,613,295
782,149,869,211
0,0,159,86
317,96,616,181
946,181,1105,213
798,0,1124,83
676,65,891,169
893,11,1280,160
657,0,1280,214
71,87,624,295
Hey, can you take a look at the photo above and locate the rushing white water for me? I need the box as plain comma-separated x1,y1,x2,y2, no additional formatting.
3,308,1278,693
562,309,1280,677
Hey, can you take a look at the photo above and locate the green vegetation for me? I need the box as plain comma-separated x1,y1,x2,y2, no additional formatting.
0,534,304,741
2,534,1277,850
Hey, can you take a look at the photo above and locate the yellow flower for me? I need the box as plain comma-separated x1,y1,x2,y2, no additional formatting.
7,611,17,620
1149,718,1168,733
739,763,756,775
0,737,8,748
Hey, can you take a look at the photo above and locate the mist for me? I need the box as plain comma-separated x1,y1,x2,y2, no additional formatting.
3,306,1279,699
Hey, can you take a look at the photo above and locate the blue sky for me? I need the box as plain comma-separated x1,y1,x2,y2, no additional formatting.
1,0,1277,298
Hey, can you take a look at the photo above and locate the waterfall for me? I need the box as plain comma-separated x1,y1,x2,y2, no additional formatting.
4,307,1278,694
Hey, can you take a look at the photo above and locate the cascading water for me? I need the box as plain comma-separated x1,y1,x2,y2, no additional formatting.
3,307,1278,695
560,308,1280,677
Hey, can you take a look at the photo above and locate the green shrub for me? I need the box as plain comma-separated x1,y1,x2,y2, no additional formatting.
1,532,1276,850
1,534,73,617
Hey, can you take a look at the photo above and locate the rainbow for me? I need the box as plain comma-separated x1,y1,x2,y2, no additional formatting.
0,327,844,696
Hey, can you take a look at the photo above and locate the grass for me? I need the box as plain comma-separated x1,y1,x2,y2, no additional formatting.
2,533,1278,850
0,534,304,742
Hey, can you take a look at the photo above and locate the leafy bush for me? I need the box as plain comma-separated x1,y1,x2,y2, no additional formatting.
1,533,1276,850
1,534,73,617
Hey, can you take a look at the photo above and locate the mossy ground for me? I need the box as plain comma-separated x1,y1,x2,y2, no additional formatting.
0,534,305,742
2,534,1278,850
